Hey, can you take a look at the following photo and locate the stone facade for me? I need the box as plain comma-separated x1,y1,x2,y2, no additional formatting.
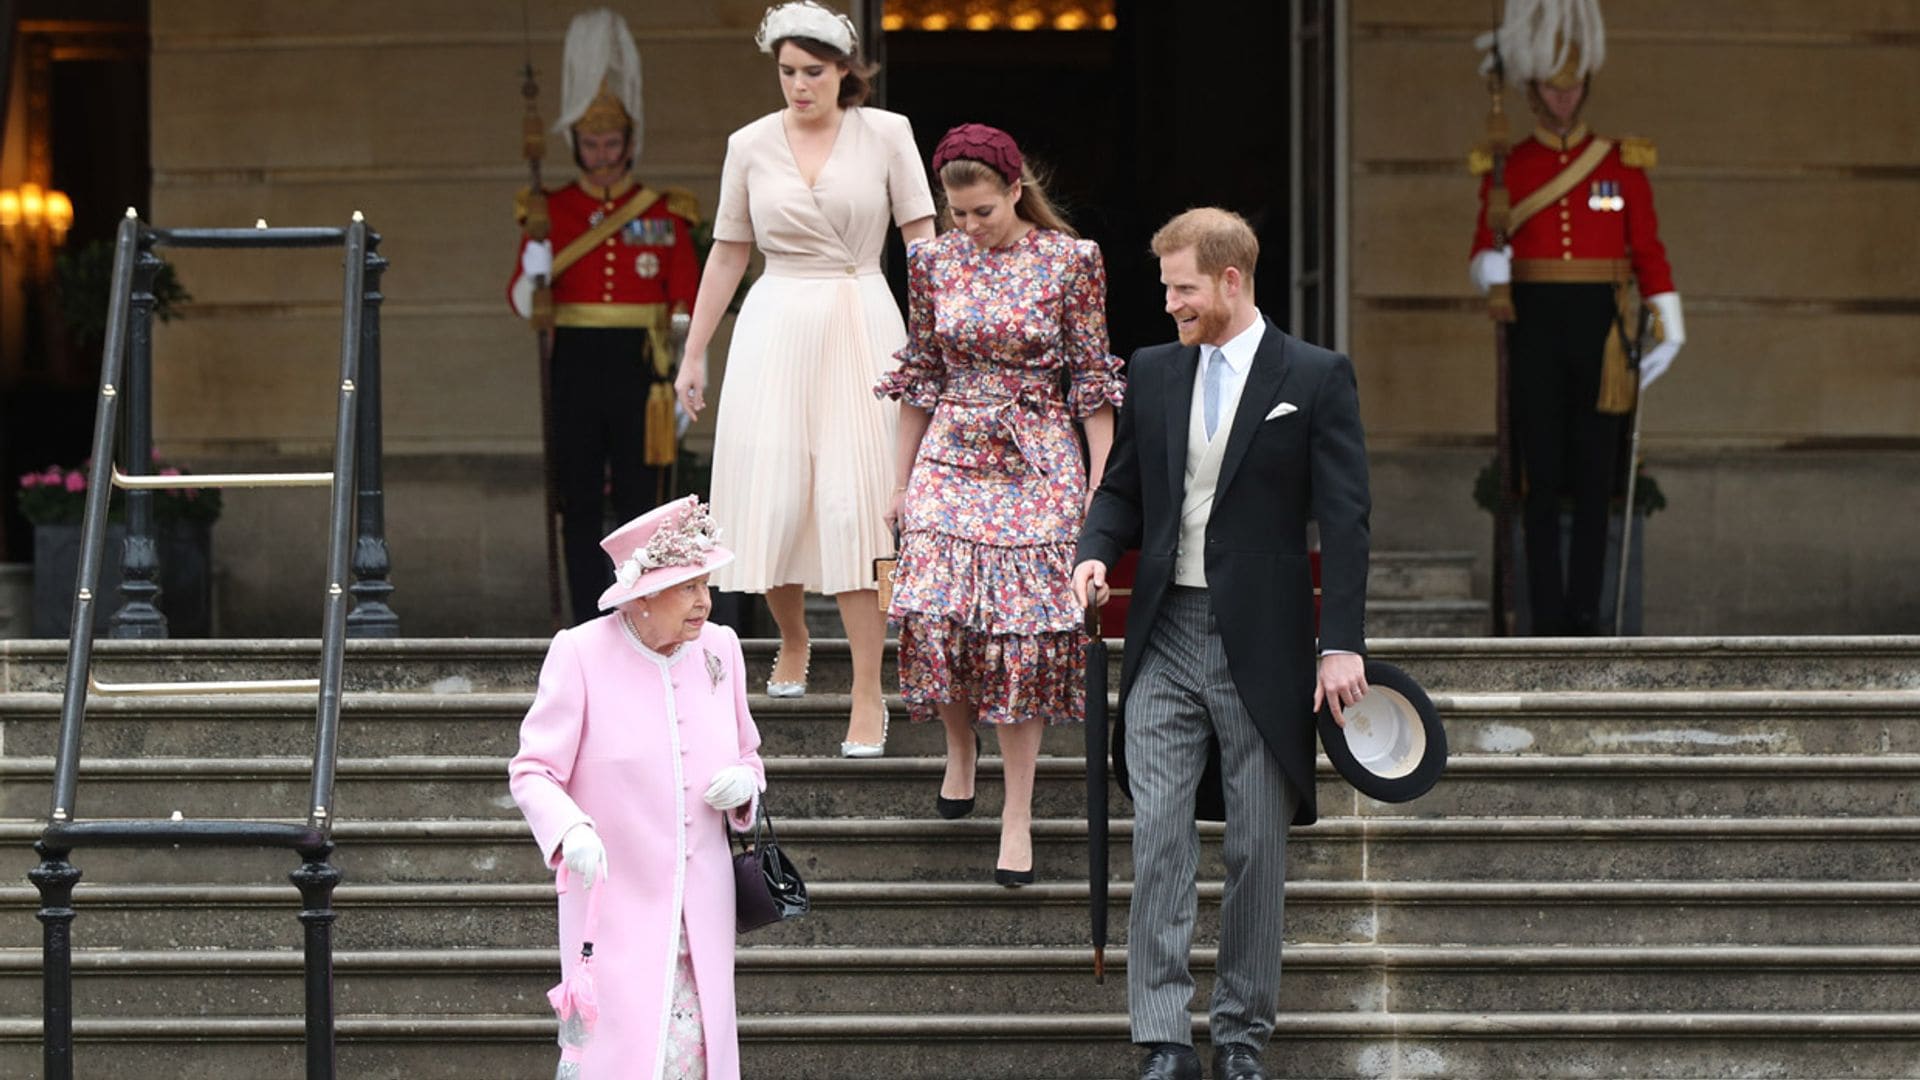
1350,0,1920,633
144,1,1919,635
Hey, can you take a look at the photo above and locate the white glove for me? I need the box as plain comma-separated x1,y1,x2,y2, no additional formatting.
520,240,554,280
1639,292,1686,390
559,822,607,888
703,765,759,811
1469,245,1513,295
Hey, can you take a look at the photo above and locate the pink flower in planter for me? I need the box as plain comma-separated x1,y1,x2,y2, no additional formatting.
41,467,62,485
160,466,182,477
19,473,39,489
64,472,87,493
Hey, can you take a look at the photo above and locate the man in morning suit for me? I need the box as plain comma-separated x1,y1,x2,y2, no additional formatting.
1072,208,1372,1080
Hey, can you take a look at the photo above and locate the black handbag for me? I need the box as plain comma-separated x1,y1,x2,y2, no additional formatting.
729,804,809,933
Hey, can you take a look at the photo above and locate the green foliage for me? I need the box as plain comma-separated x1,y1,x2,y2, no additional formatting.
52,239,192,354
1473,458,1666,518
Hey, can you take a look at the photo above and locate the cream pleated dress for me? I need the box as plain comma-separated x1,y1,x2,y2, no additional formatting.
707,107,936,594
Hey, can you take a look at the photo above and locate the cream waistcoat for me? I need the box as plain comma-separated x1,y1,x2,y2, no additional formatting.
1173,349,1243,587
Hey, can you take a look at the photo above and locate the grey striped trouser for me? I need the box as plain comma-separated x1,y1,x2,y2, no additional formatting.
1125,586,1296,1049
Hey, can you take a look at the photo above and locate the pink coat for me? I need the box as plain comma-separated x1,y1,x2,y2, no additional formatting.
509,615,766,1080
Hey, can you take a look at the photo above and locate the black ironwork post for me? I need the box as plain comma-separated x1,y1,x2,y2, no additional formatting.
347,231,399,637
110,242,169,638
31,841,80,1080
291,844,342,1080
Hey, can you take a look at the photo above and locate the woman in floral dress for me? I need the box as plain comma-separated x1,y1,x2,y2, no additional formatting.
876,124,1122,885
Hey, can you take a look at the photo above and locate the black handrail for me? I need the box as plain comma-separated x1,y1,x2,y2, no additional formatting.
32,211,387,1080
310,217,366,824
49,210,138,819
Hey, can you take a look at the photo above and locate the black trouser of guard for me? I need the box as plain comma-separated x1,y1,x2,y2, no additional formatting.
1506,283,1624,636
552,326,667,625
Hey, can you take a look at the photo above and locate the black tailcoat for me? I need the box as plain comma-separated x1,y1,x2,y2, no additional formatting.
1076,318,1371,826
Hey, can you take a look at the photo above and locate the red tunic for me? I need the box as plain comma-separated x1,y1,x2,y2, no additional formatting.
1471,125,1674,295
508,176,700,328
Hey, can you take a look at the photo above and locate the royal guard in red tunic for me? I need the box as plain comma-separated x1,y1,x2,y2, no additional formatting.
509,9,700,624
1468,0,1685,635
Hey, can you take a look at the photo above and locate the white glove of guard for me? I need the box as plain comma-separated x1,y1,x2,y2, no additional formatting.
559,822,607,888
703,764,759,811
520,239,554,280
1639,292,1686,390
1469,245,1513,295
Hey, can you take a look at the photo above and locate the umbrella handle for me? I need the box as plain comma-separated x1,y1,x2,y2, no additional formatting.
556,863,607,953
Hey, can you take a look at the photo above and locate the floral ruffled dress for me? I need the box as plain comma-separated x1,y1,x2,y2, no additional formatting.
874,227,1123,725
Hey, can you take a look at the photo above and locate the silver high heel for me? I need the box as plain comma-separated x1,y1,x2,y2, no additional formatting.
766,644,810,698
839,703,890,759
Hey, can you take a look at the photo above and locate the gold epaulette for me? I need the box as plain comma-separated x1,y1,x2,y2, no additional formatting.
1619,135,1657,170
664,186,702,226
1467,143,1494,176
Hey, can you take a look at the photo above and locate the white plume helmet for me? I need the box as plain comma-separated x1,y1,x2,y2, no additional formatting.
1476,0,1606,83
754,1,858,56
555,8,645,154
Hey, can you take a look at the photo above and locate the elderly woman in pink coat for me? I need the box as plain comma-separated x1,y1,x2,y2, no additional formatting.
510,495,766,1080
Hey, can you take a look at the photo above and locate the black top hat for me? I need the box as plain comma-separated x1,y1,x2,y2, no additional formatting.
1317,659,1447,803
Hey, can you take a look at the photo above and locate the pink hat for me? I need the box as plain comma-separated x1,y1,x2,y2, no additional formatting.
596,496,735,610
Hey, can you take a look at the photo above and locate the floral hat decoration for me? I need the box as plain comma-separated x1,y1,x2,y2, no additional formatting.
754,1,858,55
596,495,734,610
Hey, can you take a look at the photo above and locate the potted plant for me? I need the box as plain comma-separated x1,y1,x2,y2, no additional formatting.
16,456,222,637
1473,458,1666,634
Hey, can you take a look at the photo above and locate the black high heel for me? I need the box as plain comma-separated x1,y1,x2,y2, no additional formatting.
934,731,983,819
994,867,1036,888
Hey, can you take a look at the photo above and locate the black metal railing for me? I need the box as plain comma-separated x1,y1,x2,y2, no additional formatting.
32,211,386,1079
102,221,400,638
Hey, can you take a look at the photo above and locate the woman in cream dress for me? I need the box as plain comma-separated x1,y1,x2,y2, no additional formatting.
677,1,934,755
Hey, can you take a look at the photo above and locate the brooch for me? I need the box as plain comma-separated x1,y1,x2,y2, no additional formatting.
704,647,725,691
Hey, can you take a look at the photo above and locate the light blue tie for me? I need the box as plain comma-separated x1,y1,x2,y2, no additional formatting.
1203,347,1228,440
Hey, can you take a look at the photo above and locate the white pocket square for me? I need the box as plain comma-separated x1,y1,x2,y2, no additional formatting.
1264,402,1298,421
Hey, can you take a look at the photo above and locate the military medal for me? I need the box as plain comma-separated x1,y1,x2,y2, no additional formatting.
588,208,606,227
1588,180,1624,212
634,252,660,278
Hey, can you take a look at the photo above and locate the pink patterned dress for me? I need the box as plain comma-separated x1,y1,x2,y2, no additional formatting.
874,227,1123,725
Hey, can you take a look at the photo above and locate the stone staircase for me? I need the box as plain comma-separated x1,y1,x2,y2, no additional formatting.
1,636,1919,1078
803,550,1489,639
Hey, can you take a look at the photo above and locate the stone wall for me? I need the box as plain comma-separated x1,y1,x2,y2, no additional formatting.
148,1,777,635
142,2,1919,635
1350,0,1920,633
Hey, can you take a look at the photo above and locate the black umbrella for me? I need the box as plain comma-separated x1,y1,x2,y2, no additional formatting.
1083,601,1110,983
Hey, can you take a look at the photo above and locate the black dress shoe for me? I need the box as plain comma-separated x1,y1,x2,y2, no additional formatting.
1137,1045,1201,1080
993,867,1035,888
1211,1042,1269,1080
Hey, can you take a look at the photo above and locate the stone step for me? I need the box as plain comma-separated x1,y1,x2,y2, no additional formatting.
8,688,1919,759
1366,598,1489,638
3,1011,1920,1079
3,880,1918,952
797,551,1482,638
6,753,1918,821
1366,550,1475,601
6,816,1918,886
9,636,1920,694
4,943,1918,1019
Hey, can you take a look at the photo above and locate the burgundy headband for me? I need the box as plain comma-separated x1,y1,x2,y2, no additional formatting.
931,123,1024,186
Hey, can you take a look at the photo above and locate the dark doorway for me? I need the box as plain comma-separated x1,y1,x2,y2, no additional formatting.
0,2,149,562
882,0,1293,359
